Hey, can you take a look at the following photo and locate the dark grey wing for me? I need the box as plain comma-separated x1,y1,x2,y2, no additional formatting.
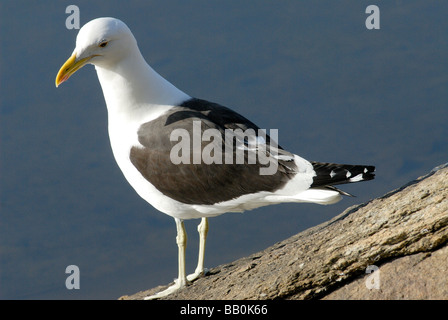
129,98,298,205
179,98,297,174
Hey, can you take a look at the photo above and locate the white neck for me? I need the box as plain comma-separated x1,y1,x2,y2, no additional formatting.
94,48,190,123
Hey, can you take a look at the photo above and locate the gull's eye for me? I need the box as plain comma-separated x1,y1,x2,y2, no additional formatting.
99,41,109,48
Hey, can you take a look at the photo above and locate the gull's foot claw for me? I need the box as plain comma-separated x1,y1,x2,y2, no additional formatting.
186,267,209,282
144,278,189,300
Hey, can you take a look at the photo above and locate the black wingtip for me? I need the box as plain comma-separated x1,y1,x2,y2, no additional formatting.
311,162,376,188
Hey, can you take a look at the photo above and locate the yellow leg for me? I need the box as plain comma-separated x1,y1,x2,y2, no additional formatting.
144,218,188,300
187,217,209,281
175,218,188,287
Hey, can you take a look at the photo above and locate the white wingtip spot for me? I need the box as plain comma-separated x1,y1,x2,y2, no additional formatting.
330,170,336,178
349,173,364,182
346,171,352,178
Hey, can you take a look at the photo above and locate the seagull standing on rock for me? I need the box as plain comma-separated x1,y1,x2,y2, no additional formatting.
56,17,375,299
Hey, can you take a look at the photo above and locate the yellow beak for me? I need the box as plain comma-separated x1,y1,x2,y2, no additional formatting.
55,53,96,87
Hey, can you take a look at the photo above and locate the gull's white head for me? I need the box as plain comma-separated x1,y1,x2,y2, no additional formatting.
56,17,137,87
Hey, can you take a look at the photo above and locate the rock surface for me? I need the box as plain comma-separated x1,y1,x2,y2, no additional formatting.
121,164,448,300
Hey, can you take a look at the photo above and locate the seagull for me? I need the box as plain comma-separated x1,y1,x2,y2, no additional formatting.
55,17,375,299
